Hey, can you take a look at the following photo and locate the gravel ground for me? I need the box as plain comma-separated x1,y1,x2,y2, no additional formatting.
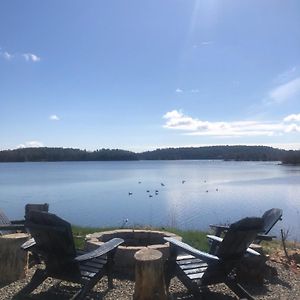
0,261,299,300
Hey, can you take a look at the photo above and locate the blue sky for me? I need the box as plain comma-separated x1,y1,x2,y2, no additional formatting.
1,0,300,151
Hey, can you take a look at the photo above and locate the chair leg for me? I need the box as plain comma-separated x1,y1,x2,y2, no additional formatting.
164,259,175,289
15,269,47,297
225,279,255,300
71,274,104,300
176,272,202,299
72,267,107,300
107,252,115,289
74,253,113,299
71,283,93,300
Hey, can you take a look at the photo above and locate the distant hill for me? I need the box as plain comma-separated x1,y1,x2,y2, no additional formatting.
0,147,138,162
281,150,300,165
0,145,294,162
138,145,286,161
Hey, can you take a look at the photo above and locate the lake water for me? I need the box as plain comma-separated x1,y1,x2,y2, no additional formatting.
0,160,300,240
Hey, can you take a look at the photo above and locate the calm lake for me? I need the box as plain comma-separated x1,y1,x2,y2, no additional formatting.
0,160,299,239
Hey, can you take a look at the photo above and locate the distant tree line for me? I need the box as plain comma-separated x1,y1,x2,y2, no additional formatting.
0,145,299,163
281,150,300,165
138,146,285,161
0,147,138,162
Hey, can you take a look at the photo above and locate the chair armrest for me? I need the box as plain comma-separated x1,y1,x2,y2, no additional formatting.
75,238,124,262
206,235,261,256
256,234,276,241
207,235,223,243
21,238,36,250
209,224,229,230
0,224,25,231
11,219,25,225
164,237,219,263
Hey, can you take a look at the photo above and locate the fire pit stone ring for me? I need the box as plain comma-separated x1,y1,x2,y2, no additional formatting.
84,229,182,275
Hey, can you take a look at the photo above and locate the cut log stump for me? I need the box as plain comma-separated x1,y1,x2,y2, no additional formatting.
236,255,268,284
0,233,29,284
134,248,168,300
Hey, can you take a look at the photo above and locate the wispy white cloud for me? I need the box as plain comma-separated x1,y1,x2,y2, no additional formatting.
283,113,300,122
0,48,41,62
285,124,300,133
201,41,213,46
49,114,60,121
17,141,44,148
268,77,300,104
193,41,214,48
163,110,300,137
266,143,300,150
0,51,13,60
175,88,199,94
275,66,297,84
22,53,41,62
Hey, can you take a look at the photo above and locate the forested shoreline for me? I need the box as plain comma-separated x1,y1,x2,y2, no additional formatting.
0,145,299,164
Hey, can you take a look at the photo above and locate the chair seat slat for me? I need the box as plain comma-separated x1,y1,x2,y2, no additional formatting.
183,267,206,275
177,258,206,265
79,264,102,274
82,260,107,269
80,270,96,278
179,263,208,271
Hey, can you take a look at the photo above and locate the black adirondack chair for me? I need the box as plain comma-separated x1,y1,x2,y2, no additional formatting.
165,217,263,300
16,211,124,300
209,208,282,254
0,203,49,235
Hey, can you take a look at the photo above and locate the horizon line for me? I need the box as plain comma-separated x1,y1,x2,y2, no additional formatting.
1,143,299,153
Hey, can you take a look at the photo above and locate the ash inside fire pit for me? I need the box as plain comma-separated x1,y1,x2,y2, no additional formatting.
85,229,182,276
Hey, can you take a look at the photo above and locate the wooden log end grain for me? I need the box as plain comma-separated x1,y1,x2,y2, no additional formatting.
134,248,168,300
0,233,29,284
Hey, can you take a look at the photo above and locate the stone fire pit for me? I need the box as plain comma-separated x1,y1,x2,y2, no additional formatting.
85,229,182,275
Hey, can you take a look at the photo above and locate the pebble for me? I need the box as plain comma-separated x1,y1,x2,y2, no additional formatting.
0,261,299,299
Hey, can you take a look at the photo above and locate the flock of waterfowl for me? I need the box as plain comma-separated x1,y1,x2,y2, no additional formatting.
128,180,219,197
128,181,166,197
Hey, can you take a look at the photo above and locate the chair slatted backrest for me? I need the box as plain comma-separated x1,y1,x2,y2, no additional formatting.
262,208,282,234
25,203,49,219
216,217,263,260
0,210,10,225
26,211,80,279
0,209,14,235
